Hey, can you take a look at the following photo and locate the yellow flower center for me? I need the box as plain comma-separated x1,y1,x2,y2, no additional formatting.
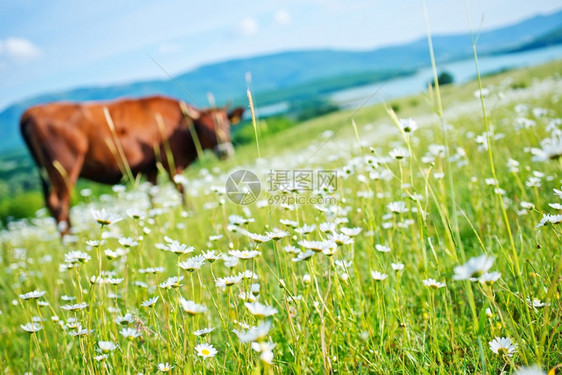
201,349,210,356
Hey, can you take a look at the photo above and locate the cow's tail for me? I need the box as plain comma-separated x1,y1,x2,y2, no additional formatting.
20,112,50,198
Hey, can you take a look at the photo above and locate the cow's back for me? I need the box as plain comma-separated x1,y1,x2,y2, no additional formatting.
21,96,184,184
78,96,184,181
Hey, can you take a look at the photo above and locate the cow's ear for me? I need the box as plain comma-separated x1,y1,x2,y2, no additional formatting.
179,101,201,120
228,107,245,125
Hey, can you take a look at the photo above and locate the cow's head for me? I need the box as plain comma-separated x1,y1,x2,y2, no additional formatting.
181,103,244,160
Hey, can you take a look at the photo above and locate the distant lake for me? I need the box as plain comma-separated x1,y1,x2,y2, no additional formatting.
330,44,562,109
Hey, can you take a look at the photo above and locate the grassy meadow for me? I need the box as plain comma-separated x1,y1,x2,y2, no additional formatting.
0,53,561,375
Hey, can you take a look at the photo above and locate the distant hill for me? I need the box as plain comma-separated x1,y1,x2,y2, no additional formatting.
506,25,562,52
0,9,561,154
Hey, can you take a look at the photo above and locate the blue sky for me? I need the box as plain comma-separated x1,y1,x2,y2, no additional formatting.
0,0,561,110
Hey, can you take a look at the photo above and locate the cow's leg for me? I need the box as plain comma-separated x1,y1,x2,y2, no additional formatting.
45,185,70,235
44,171,71,235
170,169,187,206
45,154,84,236
178,183,187,206
146,170,158,185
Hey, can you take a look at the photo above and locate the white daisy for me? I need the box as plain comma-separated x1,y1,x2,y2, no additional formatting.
244,301,278,318
208,234,223,241
195,343,217,359
107,277,124,285
139,267,165,274
479,271,501,285
247,232,272,243
322,243,339,256
520,201,535,210
61,302,88,311
536,213,562,227
251,341,276,364
280,219,299,228
489,336,517,357
549,203,562,210
514,365,546,375
291,250,315,262
202,250,221,262
387,201,408,214
193,327,215,337
126,208,146,220
328,233,353,246
228,215,254,226
298,240,331,252
375,244,391,253
119,327,142,340
526,298,549,309
233,320,272,343
157,362,174,372
91,209,122,226
94,354,109,362
391,263,405,271
340,227,362,236
295,224,316,234
68,328,93,337
159,276,184,289
65,251,91,264
319,222,337,233
141,296,159,308
178,255,206,272
115,313,135,325
19,290,46,300
370,271,388,281
453,255,495,281
98,341,118,353
399,118,417,133
389,147,409,160
21,322,42,333
423,278,446,289
104,249,121,260
119,237,138,248
229,249,261,260
166,241,194,255
215,274,243,289
266,230,289,240
282,245,300,254
239,270,259,280
179,298,208,315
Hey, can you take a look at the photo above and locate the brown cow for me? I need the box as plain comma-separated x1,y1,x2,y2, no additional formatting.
20,95,244,235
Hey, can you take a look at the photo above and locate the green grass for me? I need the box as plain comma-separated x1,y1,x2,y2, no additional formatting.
0,58,561,374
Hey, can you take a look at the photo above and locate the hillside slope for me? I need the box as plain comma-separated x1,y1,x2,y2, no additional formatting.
0,10,561,154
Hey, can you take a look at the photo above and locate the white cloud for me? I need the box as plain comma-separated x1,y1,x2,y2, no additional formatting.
0,37,42,62
158,43,181,54
274,9,291,25
238,18,258,36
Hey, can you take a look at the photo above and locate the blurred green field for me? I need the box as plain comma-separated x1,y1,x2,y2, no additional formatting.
0,59,561,374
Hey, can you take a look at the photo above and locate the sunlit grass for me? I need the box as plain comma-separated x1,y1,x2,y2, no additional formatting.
0,54,561,375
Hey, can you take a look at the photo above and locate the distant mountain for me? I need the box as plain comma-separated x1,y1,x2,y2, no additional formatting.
1,9,561,154
506,25,562,52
